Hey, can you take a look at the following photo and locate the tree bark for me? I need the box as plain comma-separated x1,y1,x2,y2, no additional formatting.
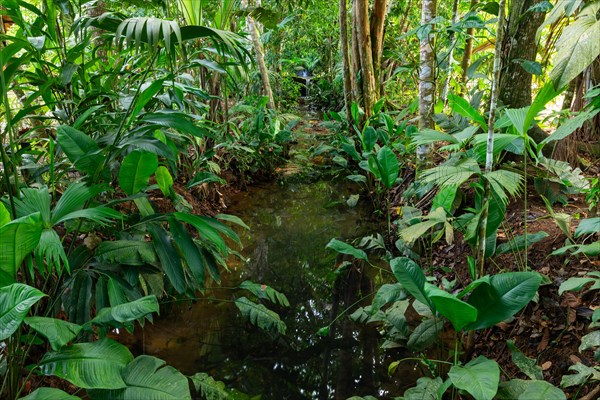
355,0,377,118
339,0,354,127
498,0,545,109
351,3,362,103
370,0,387,93
417,0,437,168
243,0,274,109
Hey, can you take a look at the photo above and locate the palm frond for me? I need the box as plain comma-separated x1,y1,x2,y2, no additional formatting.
52,183,106,225
53,207,123,226
484,170,524,204
420,158,480,188
14,187,51,226
35,229,69,276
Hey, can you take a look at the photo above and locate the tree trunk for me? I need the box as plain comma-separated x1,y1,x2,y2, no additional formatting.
351,3,362,103
442,0,459,105
460,0,478,89
370,0,387,93
355,0,376,118
498,0,545,108
243,0,274,109
339,0,354,127
417,0,436,168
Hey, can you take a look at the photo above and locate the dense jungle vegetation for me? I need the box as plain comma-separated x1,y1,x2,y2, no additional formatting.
1,0,599,398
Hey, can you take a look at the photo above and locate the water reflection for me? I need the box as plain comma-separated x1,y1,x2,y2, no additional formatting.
122,177,418,398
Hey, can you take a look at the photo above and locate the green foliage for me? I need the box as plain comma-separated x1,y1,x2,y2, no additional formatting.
239,281,290,307
118,151,159,195
0,214,42,278
19,388,81,400
0,284,45,341
448,356,500,400
190,373,234,400
24,317,82,351
235,296,287,335
38,338,134,389
88,355,191,400
326,238,368,261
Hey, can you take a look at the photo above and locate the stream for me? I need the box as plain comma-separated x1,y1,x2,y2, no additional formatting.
120,132,423,398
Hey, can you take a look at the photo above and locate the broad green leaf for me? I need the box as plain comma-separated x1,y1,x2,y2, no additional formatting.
38,338,133,389
371,283,405,314
525,82,562,131
399,207,447,244
424,283,477,331
401,377,443,400
19,387,81,400
141,111,213,139
495,231,549,255
215,214,250,230
173,213,228,254
118,150,159,195
375,146,399,189
420,158,480,188
155,166,174,197
88,355,191,400
235,296,286,335
186,171,225,189
449,356,500,400
0,283,45,340
539,110,600,148
507,340,543,380
466,272,542,330
0,202,11,226
91,296,159,327
411,129,459,147
0,213,42,277
96,240,157,266
56,125,105,176
575,217,600,238
432,185,458,214
239,281,290,307
326,238,368,261
190,372,233,400
148,224,186,294
560,362,600,388
362,126,377,152
448,93,488,131
407,318,444,352
128,79,165,124
169,217,205,287
24,317,81,351
550,2,600,88
579,331,600,353
497,380,565,400
390,257,433,311
558,277,598,295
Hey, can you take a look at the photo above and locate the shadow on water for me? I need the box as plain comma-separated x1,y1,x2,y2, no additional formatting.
121,176,425,398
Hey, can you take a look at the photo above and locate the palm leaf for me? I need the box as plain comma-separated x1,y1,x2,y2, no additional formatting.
239,281,290,307
420,158,480,188
190,373,233,400
52,183,107,225
483,169,524,204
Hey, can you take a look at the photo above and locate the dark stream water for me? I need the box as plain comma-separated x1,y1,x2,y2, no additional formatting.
121,175,422,398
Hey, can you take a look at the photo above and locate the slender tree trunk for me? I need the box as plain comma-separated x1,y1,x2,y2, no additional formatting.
243,0,274,109
339,0,354,127
442,0,459,105
417,0,436,168
460,0,478,90
370,0,387,93
355,0,376,118
351,3,362,103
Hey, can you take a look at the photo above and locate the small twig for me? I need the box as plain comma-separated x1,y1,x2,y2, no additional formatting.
580,383,600,400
